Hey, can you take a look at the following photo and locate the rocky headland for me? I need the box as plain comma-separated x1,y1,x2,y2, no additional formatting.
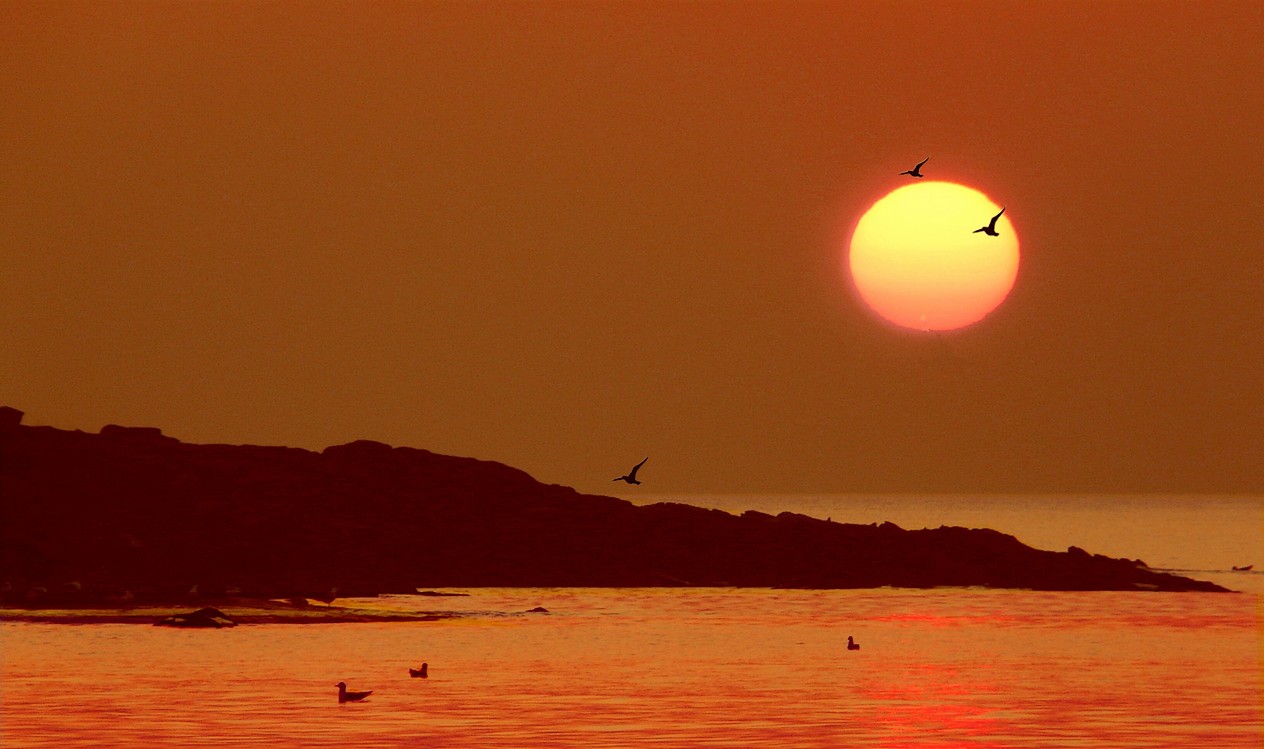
0,406,1227,604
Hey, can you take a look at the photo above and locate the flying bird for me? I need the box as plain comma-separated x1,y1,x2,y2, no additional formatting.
613,457,648,485
973,207,1005,237
336,682,372,703
899,157,929,178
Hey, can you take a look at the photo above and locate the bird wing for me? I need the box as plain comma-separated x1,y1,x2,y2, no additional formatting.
990,207,1005,227
916,156,929,169
627,457,648,479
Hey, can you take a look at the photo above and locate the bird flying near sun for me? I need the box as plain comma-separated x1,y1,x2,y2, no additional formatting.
614,457,648,485
899,156,929,178
973,207,1006,237
848,180,1018,331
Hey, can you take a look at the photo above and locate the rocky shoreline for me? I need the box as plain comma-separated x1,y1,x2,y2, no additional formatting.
0,407,1229,599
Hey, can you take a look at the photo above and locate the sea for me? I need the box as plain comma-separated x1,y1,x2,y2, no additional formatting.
3,494,1261,748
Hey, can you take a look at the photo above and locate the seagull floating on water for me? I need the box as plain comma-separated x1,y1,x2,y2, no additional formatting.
847,636,860,651
973,207,1005,237
899,157,929,178
409,663,429,678
336,682,372,703
613,457,648,485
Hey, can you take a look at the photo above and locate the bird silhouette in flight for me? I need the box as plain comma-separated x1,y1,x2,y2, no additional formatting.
973,207,1005,237
900,157,929,178
613,457,648,485
336,682,372,703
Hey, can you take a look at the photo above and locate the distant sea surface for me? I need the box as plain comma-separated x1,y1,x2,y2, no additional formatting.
3,495,1261,748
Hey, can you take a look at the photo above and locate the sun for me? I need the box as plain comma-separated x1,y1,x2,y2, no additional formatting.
848,181,1019,331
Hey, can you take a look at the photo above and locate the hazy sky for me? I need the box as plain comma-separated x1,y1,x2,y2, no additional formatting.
3,1,1261,496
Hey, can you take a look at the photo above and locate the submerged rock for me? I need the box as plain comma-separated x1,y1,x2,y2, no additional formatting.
155,607,237,628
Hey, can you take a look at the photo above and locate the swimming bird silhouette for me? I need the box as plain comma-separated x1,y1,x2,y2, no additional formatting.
900,157,929,178
847,636,860,651
409,663,429,678
613,457,648,485
973,207,1005,237
336,682,372,703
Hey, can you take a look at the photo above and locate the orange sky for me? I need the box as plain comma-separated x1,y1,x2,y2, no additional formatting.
2,0,1260,495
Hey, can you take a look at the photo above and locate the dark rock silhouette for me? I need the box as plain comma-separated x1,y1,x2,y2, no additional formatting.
155,606,237,628
99,424,172,442
0,412,1227,599
0,406,23,430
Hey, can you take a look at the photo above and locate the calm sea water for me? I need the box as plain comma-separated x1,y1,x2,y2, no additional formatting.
3,496,1261,748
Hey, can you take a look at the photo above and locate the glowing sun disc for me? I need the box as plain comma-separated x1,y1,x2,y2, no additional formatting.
848,181,1019,331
